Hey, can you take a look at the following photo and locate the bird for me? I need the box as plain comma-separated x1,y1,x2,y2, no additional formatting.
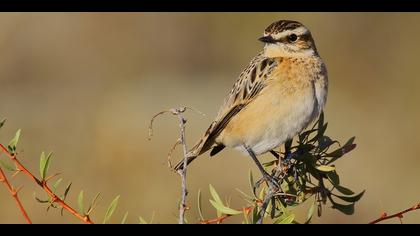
174,20,328,188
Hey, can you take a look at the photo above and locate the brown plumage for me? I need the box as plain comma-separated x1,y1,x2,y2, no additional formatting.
174,20,328,175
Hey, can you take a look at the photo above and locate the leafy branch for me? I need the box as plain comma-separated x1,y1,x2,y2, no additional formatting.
160,111,365,224
0,120,123,224
0,143,94,224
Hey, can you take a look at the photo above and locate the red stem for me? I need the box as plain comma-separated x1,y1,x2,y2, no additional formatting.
0,167,32,223
369,203,420,224
0,144,93,224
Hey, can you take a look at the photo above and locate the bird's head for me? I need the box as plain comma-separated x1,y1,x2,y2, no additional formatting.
259,20,318,58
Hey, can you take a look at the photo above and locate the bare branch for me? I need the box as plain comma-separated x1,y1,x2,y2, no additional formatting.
369,203,420,224
149,107,192,224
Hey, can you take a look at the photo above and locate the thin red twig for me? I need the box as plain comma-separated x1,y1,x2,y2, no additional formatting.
0,167,32,223
369,203,420,224
200,204,257,224
0,144,93,224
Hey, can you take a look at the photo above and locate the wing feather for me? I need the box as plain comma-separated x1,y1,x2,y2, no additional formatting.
191,52,277,156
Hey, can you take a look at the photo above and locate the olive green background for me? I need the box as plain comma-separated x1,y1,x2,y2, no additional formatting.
0,13,419,224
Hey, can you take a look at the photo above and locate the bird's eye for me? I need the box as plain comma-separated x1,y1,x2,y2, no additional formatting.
287,34,298,42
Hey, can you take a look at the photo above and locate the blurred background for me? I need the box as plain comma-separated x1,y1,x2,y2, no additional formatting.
0,13,419,224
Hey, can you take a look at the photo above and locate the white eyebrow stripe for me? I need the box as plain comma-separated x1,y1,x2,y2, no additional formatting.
272,27,309,39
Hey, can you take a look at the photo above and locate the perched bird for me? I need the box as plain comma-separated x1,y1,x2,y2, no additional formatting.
174,20,328,187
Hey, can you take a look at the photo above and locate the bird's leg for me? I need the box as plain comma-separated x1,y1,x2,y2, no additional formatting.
284,138,293,161
269,150,280,159
245,145,279,191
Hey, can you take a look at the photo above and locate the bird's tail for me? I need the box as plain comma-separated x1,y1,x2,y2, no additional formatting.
173,153,198,171
173,135,212,171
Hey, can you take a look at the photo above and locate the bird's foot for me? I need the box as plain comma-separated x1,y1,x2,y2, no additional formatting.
263,174,280,191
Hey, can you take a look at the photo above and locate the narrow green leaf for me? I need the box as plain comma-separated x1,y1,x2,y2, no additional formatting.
243,209,250,224
263,160,277,167
331,202,355,215
252,203,259,224
327,171,340,186
34,196,49,204
235,188,253,201
103,195,120,224
197,189,205,221
249,170,257,198
258,185,266,201
121,212,129,224
344,136,356,147
63,182,72,200
274,214,295,224
150,211,155,224
335,185,355,195
39,152,53,180
305,200,316,224
209,199,242,215
333,190,365,203
86,192,101,215
0,119,5,130
52,178,63,192
0,159,15,171
316,165,336,172
139,216,148,224
326,144,357,164
77,190,84,214
209,184,223,205
8,129,21,152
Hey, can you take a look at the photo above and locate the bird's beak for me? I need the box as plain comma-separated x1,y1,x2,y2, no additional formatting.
258,36,276,44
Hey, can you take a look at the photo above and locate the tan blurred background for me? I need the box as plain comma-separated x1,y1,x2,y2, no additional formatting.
0,13,419,224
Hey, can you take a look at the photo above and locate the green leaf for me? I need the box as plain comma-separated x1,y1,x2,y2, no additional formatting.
235,188,253,201
327,171,340,186
87,192,101,215
263,160,277,167
305,200,316,224
344,136,356,147
0,119,5,130
274,214,295,224
103,195,120,224
335,185,355,195
0,159,15,171
209,200,242,215
52,178,63,192
77,190,84,214
121,212,128,224
197,189,205,221
248,170,257,198
39,151,53,180
150,211,155,224
258,185,267,201
331,202,355,215
333,190,365,203
318,136,339,151
34,194,49,204
139,216,148,224
316,165,336,172
318,111,324,127
209,184,223,205
252,203,259,224
243,209,250,224
8,129,21,153
63,182,72,200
